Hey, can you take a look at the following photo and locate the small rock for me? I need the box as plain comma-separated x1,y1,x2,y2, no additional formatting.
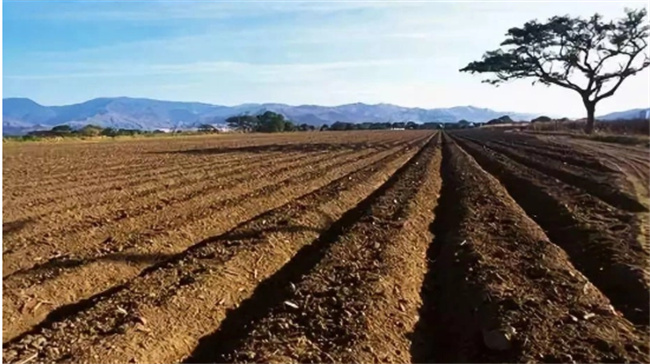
583,312,596,320
284,301,299,309
483,327,516,351
4,350,18,360
135,325,151,333
594,305,617,316
45,346,60,357
31,336,46,349
568,314,579,323
135,316,147,325
561,353,574,363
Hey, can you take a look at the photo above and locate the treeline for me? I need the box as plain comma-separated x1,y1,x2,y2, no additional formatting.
24,124,169,138
13,112,521,141
226,112,453,132
225,111,316,132
321,121,445,131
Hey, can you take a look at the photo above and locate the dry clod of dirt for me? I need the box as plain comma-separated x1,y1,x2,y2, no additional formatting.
482,326,517,351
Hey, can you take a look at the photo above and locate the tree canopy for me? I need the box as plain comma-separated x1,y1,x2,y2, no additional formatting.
198,124,218,133
225,111,296,133
51,125,73,133
460,8,649,133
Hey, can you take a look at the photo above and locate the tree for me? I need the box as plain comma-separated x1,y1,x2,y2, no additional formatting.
101,127,118,137
330,121,348,131
51,125,73,134
257,111,286,133
457,119,472,129
460,8,649,133
531,115,552,123
284,120,297,132
198,123,218,133
79,124,103,136
225,114,258,132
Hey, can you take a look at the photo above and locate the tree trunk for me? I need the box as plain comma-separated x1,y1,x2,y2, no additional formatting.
584,102,596,134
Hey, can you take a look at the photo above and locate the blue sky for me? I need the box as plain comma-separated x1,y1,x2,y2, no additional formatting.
3,1,649,116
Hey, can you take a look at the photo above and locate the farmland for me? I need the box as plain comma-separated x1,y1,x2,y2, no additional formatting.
3,130,649,363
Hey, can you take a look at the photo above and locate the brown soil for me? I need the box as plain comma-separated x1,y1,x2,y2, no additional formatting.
454,134,650,326
187,134,442,363
460,131,646,212
3,132,428,342
3,130,649,364
3,132,429,363
412,134,647,363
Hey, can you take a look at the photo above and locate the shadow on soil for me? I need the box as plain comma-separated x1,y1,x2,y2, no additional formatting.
6,222,328,284
455,136,650,327
183,142,427,363
3,221,327,348
409,136,465,363
410,136,515,363
5,252,177,282
3,218,34,237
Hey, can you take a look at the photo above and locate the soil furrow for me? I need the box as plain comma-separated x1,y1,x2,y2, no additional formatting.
455,136,650,326
2,136,429,342
2,132,360,187
5,150,268,199
3,148,352,248
4,139,412,285
3,131,407,187
3,133,408,209
410,134,648,363
488,137,616,173
2,134,430,364
2,144,394,275
7,136,406,217
462,134,646,213
4,150,304,221
187,134,441,364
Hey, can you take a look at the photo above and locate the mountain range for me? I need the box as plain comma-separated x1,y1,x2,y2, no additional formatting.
598,108,650,121
2,97,646,135
2,97,539,135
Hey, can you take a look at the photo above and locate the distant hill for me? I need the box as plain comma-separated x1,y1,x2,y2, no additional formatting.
598,108,650,121
3,97,542,135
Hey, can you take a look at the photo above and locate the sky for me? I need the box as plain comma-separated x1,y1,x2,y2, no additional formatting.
3,0,649,117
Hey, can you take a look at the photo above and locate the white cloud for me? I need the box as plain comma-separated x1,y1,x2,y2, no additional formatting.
4,0,649,112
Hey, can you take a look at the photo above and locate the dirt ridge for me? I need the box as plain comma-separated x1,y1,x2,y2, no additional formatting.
2,134,431,363
411,134,647,363
454,135,650,326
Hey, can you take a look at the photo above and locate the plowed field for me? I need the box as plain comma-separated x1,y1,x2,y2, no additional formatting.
3,130,649,363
